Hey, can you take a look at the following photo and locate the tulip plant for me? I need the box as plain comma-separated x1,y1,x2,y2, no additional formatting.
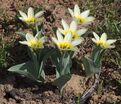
18,7,44,24
8,4,117,95
51,30,84,90
68,4,94,24
82,32,116,76
8,7,49,82
58,20,87,39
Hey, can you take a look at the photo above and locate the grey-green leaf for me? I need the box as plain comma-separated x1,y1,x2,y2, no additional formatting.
8,61,35,79
53,74,71,90
16,32,26,38
82,56,100,76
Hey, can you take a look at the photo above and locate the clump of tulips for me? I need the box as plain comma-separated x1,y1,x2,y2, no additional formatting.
8,5,116,92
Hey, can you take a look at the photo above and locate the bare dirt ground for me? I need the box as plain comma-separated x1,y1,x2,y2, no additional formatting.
0,0,121,104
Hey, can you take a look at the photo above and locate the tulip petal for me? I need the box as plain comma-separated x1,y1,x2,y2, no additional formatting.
86,16,95,22
40,37,45,43
92,38,97,43
19,17,25,21
74,4,80,15
19,10,27,18
70,21,77,31
72,38,84,46
64,32,72,42
58,28,64,34
107,40,116,44
77,28,87,36
57,30,63,42
61,19,69,30
35,11,44,18
71,47,78,51
19,41,28,45
80,10,90,18
93,32,100,41
26,33,34,41
52,37,58,45
108,45,115,48
68,8,74,16
100,33,107,42
28,7,34,17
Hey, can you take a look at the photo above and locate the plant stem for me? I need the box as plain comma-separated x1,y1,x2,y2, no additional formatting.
80,70,101,104
36,24,39,33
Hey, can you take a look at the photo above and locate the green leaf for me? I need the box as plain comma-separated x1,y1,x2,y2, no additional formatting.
8,61,35,80
116,52,121,68
32,23,43,35
38,61,45,81
27,47,53,81
8,61,44,82
41,48,56,62
51,51,72,78
118,80,121,85
59,52,72,75
29,49,46,80
91,46,104,68
117,58,121,68
82,56,100,76
51,49,61,78
92,46,101,62
28,49,40,71
55,69,60,78
16,32,26,38
35,24,42,33
51,49,61,67
53,74,71,90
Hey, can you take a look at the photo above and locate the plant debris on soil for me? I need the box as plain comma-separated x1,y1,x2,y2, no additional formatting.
0,0,121,104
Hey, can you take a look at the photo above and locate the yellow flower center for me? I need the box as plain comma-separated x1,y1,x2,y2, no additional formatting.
25,17,37,23
63,29,78,39
28,39,43,49
96,40,104,45
74,15,87,23
96,40,109,48
57,42,72,49
102,43,109,48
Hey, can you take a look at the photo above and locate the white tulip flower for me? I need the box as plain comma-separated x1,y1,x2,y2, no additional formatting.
19,7,44,24
58,19,87,39
92,32,116,49
68,4,94,24
52,30,84,51
19,32,45,49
